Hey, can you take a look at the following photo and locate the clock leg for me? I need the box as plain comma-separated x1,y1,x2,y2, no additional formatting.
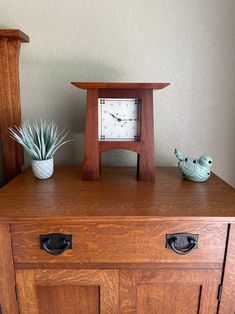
137,90,155,181
83,89,100,180
137,151,155,181
99,153,102,175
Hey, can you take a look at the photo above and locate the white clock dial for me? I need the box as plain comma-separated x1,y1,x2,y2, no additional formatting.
98,98,140,141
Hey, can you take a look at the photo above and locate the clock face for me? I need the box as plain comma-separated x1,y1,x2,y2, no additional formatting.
98,98,140,141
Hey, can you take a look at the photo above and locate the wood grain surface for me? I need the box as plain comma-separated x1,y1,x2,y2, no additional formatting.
0,166,233,312
137,89,155,181
0,167,234,222
37,285,99,314
11,222,227,266
0,29,29,42
82,89,100,180
99,141,140,153
219,223,235,313
16,269,119,314
0,225,18,313
137,284,200,314
0,29,29,182
120,269,221,313
71,82,170,90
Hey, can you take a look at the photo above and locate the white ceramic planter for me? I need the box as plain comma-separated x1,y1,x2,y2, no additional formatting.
32,158,54,179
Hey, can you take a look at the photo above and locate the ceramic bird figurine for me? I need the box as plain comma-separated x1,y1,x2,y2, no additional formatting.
175,149,213,182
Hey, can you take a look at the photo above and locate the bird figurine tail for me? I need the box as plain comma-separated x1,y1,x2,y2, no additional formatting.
174,149,185,162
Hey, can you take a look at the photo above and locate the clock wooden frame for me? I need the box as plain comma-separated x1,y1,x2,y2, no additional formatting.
72,82,169,181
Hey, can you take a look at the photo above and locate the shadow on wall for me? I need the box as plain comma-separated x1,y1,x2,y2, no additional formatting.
102,149,138,166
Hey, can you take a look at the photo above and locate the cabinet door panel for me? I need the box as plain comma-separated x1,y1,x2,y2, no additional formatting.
37,285,99,314
120,269,221,314
137,284,200,314
16,269,119,314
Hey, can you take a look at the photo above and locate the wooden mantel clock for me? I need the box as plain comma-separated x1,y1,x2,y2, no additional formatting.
72,82,169,181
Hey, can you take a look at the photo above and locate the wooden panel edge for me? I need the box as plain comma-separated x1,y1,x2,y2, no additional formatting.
219,224,235,313
15,262,223,270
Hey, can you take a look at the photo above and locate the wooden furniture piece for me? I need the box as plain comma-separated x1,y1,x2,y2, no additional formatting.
71,82,169,181
0,29,29,183
0,166,234,313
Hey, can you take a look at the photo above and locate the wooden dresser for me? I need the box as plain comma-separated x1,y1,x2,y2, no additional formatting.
0,166,234,314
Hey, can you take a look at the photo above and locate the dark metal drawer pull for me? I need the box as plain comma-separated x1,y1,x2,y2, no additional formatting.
40,233,72,256
166,233,198,255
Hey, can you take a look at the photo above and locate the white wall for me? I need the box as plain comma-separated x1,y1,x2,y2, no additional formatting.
1,0,235,187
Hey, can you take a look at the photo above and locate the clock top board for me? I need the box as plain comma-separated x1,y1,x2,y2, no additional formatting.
71,82,169,90
72,82,170,181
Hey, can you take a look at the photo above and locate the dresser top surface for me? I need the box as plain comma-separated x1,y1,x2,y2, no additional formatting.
0,166,234,223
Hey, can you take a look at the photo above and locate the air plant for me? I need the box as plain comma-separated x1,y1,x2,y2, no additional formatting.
9,120,73,160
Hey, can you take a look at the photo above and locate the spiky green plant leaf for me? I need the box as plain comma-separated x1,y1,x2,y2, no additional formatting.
9,120,73,160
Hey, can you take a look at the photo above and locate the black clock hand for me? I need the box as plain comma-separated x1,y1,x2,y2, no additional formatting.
109,113,136,122
121,119,137,121
109,113,121,122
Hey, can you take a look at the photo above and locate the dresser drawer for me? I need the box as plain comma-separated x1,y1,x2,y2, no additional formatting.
11,222,227,266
